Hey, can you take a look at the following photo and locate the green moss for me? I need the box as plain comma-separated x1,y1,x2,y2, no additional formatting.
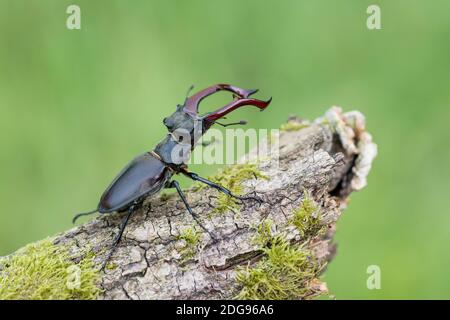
0,239,102,300
159,192,172,202
194,163,268,214
320,117,330,125
290,193,324,238
177,228,201,262
235,234,319,300
251,219,274,247
105,262,118,270
280,121,309,132
235,218,323,300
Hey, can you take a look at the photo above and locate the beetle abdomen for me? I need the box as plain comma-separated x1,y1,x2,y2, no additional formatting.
98,152,171,213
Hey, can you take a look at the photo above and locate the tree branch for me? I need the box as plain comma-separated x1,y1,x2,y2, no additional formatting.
0,107,377,300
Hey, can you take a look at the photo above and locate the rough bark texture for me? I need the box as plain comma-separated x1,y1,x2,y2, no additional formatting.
2,107,377,300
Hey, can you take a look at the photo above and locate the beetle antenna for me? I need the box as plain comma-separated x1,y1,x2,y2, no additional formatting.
183,85,195,105
215,120,247,127
72,209,98,224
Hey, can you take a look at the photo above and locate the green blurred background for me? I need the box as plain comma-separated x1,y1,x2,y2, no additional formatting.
1,0,449,299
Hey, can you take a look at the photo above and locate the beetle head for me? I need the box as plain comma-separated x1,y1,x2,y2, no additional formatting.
163,105,196,133
162,84,271,149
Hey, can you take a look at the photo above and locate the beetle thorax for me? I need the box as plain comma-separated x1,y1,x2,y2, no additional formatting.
155,107,207,166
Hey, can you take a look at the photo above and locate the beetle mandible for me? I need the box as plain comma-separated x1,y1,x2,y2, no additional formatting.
73,84,272,268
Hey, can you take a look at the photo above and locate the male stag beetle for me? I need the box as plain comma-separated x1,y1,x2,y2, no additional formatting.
73,84,272,268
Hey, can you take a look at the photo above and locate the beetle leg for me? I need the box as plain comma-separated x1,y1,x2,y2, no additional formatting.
168,180,218,241
101,204,136,271
182,171,263,204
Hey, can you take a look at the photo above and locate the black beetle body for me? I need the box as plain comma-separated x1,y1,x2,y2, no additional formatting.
99,153,172,213
74,84,272,268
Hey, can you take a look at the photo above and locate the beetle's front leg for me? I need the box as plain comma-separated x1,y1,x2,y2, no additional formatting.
182,171,263,204
167,180,218,241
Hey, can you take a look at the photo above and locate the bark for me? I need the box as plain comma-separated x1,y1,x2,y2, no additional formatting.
3,107,377,300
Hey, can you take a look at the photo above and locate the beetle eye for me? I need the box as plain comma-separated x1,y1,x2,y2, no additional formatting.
163,117,174,129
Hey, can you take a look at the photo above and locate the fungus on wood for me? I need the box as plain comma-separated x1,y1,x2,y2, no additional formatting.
0,107,377,300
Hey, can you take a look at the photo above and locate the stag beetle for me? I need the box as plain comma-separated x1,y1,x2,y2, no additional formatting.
73,84,272,268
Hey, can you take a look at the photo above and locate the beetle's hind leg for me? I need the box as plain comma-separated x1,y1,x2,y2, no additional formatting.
101,203,137,271
182,171,263,204
167,180,218,241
